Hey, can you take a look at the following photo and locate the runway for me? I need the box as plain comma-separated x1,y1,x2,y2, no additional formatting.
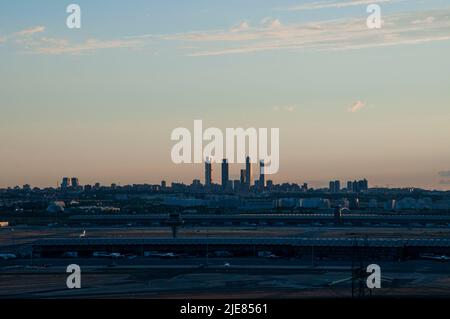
1,258,450,298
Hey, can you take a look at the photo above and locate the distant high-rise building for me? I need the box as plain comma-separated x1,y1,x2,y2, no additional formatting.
350,179,369,193
358,180,364,192
61,177,70,189
245,156,252,188
347,181,353,192
361,178,369,191
329,181,335,193
259,160,265,191
205,158,212,187
353,180,359,193
329,180,340,193
71,177,79,188
334,180,341,192
161,180,167,189
221,159,229,189
240,169,245,184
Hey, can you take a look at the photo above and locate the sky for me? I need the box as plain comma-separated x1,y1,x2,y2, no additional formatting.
1,0,450,190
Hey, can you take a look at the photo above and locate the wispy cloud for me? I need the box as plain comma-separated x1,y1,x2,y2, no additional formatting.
16,26,45,36
3,25,142,55
0,25,46,44
412,16,436,25
29,38,142,55
160,9,450,57
5,7,450,57
274,105,296,112
261,17,283,29
231,21,250,32
348,100,366,113
281,0,401,11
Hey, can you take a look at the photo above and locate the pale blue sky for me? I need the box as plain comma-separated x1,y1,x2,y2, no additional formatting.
1,0,450,189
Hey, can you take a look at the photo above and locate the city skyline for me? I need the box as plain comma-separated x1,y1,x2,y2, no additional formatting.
5,167,370,196
1,0,450,189
3,1,450,304
0,150,449,190
0,155,433,192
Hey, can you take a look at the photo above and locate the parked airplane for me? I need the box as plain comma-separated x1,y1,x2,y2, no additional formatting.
93,252,124,258
257,251,280,259
144,251,181,258
160,252,181,259
62,251,78,258
421,254,450,262
214,250,233,258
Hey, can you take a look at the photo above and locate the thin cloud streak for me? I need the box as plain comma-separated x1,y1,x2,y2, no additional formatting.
274,105,296,112
30,38,142,55
281,0,402,11
16,26,45,36
348,101,366,113
4,25,143,55
0,25,46,44
166,9,450,57
5,8,450,56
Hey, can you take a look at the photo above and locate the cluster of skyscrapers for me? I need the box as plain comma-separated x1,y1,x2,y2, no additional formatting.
329,179,369,193
205,157,369,194
205,157,265,192
58,168,368,195
61,177,80,189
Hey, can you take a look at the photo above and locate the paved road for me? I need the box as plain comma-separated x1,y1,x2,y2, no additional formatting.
2,225,450,250
2,257,450,274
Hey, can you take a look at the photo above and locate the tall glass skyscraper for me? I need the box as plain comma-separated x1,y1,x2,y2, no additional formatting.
221,159,229,189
